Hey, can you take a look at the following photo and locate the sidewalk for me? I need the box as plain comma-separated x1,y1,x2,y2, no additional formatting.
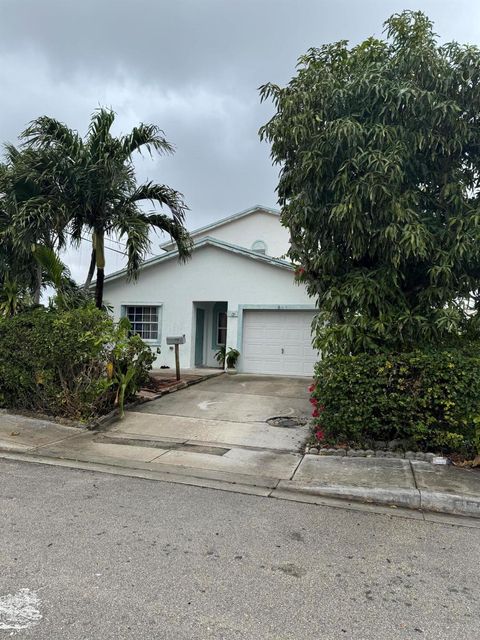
1,410,479,520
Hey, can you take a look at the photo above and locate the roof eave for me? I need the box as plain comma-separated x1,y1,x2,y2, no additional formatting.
100,236,292,286
160,204,280,250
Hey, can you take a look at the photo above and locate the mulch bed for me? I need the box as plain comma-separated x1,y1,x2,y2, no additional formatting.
140,370,220,395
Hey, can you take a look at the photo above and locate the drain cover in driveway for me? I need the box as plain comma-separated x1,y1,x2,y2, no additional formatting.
266,416,308,428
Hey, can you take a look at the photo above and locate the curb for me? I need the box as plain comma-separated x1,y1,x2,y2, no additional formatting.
0,450,274,498
1,445,479,520
275,480,480,518
419,490,480,518
276,480,421,510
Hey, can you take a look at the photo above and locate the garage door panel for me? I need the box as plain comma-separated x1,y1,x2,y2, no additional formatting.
241,310,318,377
241,357,282,374
244,328,284,342
245,344,283,358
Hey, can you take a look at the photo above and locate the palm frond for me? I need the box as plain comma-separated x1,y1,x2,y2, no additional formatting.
121,124,174,159
32,244,70,289
126,181,188,224
68,216,85,246
3,143,21,163
87,108,116,160
87,108,116,140
21,116,81,153
112,214,150,279
142,212,193,261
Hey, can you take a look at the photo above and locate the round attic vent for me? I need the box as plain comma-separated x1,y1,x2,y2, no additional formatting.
251,240,267,254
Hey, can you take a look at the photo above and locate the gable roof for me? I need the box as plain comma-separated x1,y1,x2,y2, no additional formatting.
160,204,280,251
102,235,293,286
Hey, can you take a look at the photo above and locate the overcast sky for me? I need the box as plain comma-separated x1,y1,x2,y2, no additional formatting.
1,0,480,281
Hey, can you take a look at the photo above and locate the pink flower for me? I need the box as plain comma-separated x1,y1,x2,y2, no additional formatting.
309,397,318,406
308,384,315,393
312,408,319,418
315,429,325,441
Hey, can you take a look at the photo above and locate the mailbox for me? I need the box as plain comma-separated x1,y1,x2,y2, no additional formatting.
166,336,185,381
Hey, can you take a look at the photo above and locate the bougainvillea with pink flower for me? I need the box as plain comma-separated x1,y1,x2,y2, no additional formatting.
308,379,335,445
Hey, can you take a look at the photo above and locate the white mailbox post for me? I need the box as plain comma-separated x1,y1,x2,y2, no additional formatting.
166,335,186,381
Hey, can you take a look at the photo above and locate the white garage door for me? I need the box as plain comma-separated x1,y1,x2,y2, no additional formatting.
241,309,318,376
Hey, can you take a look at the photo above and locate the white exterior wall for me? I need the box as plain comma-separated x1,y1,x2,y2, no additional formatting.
102,245,313,370
193,212,290,258
163,211,290,259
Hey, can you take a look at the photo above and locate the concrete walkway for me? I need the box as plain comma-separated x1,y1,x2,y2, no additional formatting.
0,375,479,521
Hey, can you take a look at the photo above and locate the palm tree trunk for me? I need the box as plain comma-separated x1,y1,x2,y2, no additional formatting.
84,247,96,290
94,231,105,309
95,267,105,309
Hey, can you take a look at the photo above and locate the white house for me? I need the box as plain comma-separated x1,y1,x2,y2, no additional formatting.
102,205,318,376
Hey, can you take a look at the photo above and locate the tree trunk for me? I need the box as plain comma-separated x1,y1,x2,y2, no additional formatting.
93,231,105,309
84,247,97,290
95,267,105,309
33,262,42,305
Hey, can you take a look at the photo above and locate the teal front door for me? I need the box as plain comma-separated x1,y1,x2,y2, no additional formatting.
195,308,205,366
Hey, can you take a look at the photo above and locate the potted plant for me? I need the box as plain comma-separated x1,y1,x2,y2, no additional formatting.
214,346,240,372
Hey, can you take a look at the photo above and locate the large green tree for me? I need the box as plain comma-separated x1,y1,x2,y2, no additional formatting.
21,109,192,308
260,11,480,355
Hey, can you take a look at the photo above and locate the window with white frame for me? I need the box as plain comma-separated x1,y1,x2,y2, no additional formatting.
217,311,227,346
125,306,160,341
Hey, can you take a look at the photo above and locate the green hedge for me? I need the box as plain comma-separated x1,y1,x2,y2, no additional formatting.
311,347,480,455
0,306,154,420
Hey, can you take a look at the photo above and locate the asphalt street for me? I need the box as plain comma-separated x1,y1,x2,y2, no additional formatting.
1,459,479,639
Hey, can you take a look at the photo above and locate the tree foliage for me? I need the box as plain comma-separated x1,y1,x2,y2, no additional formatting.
260,11,480,354
18,108,192,308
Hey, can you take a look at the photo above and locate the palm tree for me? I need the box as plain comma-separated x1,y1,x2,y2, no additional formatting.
21,108,192,308
0,146,69,303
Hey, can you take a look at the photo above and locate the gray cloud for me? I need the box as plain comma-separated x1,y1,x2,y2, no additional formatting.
1,0,479,282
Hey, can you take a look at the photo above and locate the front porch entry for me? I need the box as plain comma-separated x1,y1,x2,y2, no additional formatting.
193,301,228,368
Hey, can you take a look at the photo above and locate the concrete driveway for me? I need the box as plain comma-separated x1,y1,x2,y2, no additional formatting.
102,374,312,479
138,374,311,424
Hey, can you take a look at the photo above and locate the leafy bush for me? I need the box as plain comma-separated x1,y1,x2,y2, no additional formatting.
310,346,480,455
0,306,154,421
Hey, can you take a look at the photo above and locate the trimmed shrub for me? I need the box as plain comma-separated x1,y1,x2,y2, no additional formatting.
0,306,154,420
311,347,480,456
